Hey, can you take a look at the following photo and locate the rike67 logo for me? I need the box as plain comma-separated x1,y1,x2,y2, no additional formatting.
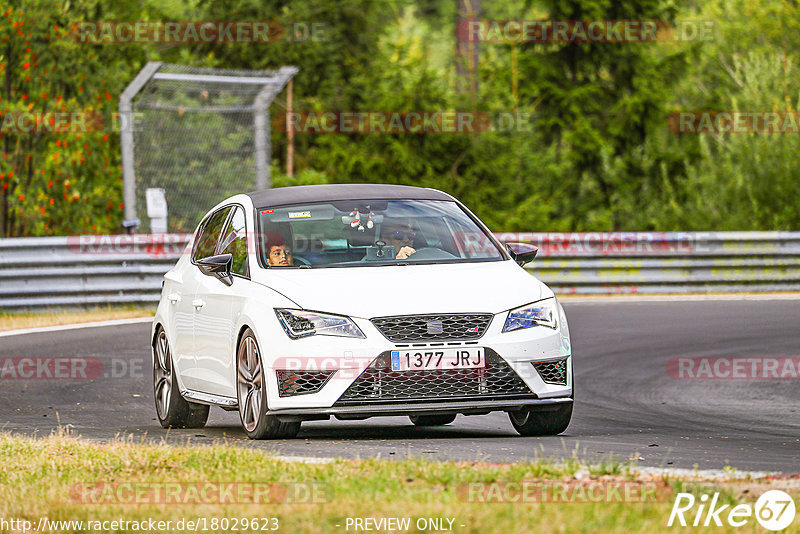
668,490,795,530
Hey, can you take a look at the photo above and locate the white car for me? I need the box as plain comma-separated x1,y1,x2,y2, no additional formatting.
151,184,573,439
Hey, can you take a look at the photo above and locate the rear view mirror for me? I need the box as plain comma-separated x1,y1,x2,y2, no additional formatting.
505,242,538,267
197,253,233,285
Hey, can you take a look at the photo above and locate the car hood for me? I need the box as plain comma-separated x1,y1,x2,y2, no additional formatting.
253,260,550,318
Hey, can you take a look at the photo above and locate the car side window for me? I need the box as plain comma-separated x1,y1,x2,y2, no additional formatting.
192,207,232,263
218,206,248,277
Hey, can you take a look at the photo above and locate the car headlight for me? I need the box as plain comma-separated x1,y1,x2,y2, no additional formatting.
275,309,365,339
502,298,558,332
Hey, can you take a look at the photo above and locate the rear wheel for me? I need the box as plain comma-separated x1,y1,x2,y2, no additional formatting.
153,328,209,429
237,329,301,439
409,414,457,426
509,402,572,436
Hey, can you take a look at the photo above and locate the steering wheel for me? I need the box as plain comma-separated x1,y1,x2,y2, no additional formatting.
406,247,456,261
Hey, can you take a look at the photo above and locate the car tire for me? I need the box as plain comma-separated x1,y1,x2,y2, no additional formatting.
508,402,572,436
236,328,301,440
409,414,457,426
153,327,209,429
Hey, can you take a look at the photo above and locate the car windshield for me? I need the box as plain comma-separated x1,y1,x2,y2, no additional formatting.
256,199,504,268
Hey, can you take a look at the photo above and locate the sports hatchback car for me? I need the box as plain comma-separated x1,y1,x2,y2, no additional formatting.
151,184,573,439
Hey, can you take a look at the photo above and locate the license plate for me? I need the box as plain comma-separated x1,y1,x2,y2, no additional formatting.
390,348,485,371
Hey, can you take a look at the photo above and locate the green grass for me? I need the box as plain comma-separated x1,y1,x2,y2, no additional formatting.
0,304,155,332
0,432,783,533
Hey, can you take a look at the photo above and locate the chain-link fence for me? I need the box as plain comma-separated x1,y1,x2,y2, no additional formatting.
120,62,297,232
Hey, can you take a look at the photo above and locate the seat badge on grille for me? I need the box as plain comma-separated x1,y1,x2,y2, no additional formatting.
390,351,401,371
426,320,444,335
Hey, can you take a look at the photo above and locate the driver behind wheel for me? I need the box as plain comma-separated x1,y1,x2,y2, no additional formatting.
380,219,418,259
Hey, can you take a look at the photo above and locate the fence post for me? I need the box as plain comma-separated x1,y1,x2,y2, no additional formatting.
119,62,163,234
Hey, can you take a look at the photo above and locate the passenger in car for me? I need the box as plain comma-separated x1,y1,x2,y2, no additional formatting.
263,232,294,267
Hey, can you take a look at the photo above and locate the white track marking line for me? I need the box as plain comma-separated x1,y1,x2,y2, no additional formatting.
0,316,153,338
635,466,771,480
272,455,335,464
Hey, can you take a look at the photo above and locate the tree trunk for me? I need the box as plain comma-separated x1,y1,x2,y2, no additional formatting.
455,0,481,96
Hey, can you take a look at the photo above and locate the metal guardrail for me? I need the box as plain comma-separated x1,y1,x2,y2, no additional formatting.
1,232,799,308
0,234,190,308
497,231,800,294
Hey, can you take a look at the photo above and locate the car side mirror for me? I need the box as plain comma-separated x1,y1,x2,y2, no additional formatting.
197,253,233,286
505,242,538,267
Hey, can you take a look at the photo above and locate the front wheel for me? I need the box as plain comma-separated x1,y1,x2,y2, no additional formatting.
153,327,209,429
409,414,457,426
509,402,572,436
237,329,301,439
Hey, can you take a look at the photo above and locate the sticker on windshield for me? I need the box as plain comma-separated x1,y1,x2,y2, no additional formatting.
288,210,312,219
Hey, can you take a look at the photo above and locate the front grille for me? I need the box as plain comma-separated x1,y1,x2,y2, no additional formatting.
335,349,534,405
532,359,568,385
371,313,493,342
276,370,335,397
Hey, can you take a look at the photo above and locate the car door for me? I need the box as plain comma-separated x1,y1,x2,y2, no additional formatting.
168,210,226,390
193,205,250,398
179,206,232,391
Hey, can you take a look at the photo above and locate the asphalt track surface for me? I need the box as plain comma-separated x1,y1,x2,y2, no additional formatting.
1,300,798,472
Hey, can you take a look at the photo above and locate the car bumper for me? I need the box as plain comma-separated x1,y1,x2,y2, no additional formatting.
268,397,573,422
259,305,573,414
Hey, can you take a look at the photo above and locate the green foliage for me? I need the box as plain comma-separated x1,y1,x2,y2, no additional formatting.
1,0,799,236
0,0,147,236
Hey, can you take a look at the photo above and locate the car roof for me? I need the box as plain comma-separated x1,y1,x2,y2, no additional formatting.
246,183,454,207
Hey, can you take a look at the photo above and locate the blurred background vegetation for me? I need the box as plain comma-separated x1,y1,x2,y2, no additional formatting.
1,0,798,236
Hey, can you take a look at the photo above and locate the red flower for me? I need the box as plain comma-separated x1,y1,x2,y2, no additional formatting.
21,62,29,70
22,93,28,101
18,194,24,201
